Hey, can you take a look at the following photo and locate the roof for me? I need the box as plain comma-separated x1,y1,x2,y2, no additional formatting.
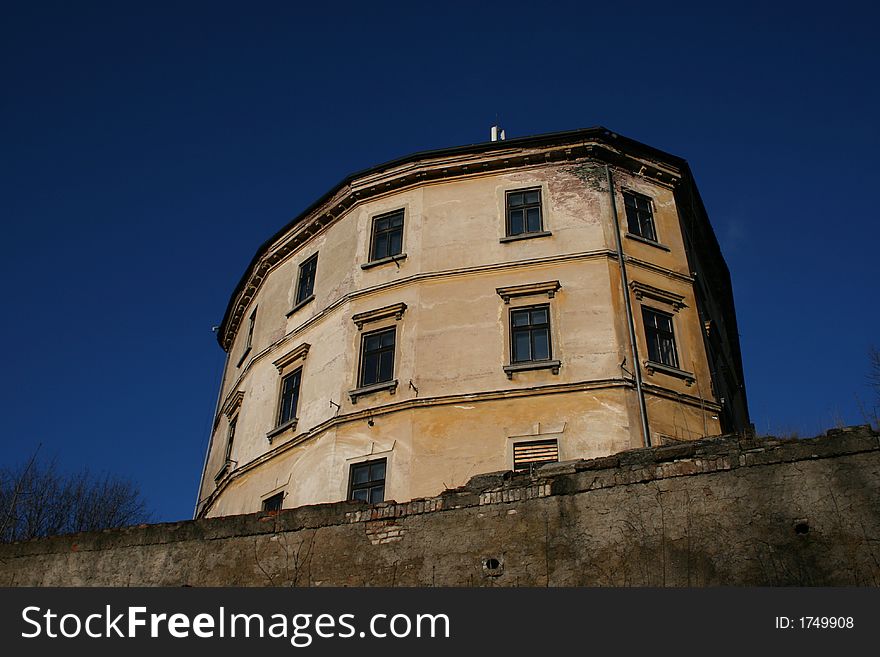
216,126,689,346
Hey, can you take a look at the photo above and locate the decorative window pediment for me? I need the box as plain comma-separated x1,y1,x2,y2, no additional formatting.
272,343,311,372
629,281,686,311
221,390,245,419
495,280,561,304
351,303,407,330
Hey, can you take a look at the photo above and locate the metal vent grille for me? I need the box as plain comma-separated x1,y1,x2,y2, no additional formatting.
513,439,558,471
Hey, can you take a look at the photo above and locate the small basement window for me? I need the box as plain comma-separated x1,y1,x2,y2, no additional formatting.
262,492,284,512
349,458,386,503
513,439,559,471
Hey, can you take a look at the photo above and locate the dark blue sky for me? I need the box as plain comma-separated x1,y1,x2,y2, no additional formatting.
2,1,878,523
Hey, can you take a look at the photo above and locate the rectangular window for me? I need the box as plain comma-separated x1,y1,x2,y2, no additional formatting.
238,308,258,368
506,188,543,237
295,254,318,305
348,458,386,503
224,416,237,462
623,191,657,242
262,492,283,512
277,368,302,426
370,210,404,261
642,307,679,368
246,308,257,350
513,439,559,471
359,326,396,387
511,305,551,363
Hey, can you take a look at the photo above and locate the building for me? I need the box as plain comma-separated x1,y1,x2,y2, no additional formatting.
195,128,750,518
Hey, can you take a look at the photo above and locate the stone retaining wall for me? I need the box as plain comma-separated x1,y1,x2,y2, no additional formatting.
2,426,878,586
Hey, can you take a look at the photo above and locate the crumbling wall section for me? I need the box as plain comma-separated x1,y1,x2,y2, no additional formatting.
1,426,878,586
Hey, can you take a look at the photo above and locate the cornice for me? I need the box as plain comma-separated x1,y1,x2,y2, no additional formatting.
196,374,721,517
197,377,633,516
218,131,686,351
214,248,697,419
623,255,694,284
641,382,720,410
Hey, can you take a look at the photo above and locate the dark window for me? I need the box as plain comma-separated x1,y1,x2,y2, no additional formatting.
245,308,257,350
262,492,283,512
506,188,543,236
623,191,657,242
277,368,302,426
513,439,559,471
295,254,318,305
511,305,551,363
359,327,395,387
370,210,404,261
642,307,679,368
348,459,386,503
224,416,237,462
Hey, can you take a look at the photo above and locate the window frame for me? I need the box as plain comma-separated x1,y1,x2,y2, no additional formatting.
622,190,658,243
368,209,405,263
347,458,387,504
510,304,553,364
641,306,679,369
246,308,257,350
237,307,257,367
294,253,318,308
504,187,545,239
276,366,303,429
224,415,237,463
214,412,239,482
262,492,284,512
358,326,396,388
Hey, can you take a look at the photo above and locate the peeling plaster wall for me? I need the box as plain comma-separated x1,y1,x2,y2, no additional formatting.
3,427,878,587
201,156,728,517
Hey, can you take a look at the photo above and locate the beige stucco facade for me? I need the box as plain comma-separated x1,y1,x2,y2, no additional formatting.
196,129,749,518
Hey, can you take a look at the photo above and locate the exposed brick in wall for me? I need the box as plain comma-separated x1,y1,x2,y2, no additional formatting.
2,426,878,586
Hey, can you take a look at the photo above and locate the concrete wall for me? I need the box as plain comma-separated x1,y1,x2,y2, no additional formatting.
4,426,878,587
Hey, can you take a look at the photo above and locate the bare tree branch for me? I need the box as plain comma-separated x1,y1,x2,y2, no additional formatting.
0,453,150,543
0,445,41,541
864,347,880,431
869,347,880,397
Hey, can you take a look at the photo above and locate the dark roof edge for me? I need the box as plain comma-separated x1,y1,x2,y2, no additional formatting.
216,127,687,347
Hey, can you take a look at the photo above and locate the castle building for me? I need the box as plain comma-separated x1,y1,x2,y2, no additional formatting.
196,128,750,518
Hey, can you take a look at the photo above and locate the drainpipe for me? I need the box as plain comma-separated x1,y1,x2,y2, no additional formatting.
193,348,230,518
606,165,652,447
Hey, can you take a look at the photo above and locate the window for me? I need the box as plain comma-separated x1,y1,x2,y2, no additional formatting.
623,191,657,242
511,305,551,363
513,439,559,471
359,326,396,387
642,307,679,368
506,188,543,237
262,492,283,512
277,368,302,427
348,459,386,503
295,254,318,306
370,210,404,262
224,416,237,463
246,308,257,351
238,308,257,367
